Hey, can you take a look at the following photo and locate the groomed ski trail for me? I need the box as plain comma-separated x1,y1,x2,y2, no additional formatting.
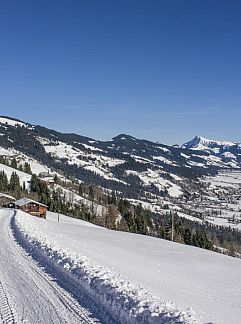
0,209,102,324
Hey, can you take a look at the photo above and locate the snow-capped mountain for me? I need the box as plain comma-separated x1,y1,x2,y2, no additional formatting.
182,135,241,166
0,116,240,201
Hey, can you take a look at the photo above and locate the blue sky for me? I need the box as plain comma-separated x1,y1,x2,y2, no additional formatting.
0,0,241,145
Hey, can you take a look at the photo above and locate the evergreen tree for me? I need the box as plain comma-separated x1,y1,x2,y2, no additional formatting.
10,158,17,169
24,162,32,174
9,172,20,193
0,171,8,192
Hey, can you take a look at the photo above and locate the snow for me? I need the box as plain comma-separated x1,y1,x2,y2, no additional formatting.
126,170,139,176
152,156,177,166
183,136,236,150
13,210,241,324
182,136,241,168
84,165,126,184
191,153,238,168
19,157,49,175
157,146,170,153
0,163,31,186
138,169,183,197
127,199,159,213
0,147,15,156
222,152,237,159
170,173,183,181
127,169,183,197
0,209,102,323
0,117,25,127
177,212,203,223
167,184,183,198
42,140,126,183
205,216,241,231
187,161,206,168
205,170,241,189
0,144,50,175
130,154,154,164
53,185,107,217
13,210,200,323
81,143,103,152
181,153,189,158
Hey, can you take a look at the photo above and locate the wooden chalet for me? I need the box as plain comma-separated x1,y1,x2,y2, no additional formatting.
0,193,16,207
14,198,48,219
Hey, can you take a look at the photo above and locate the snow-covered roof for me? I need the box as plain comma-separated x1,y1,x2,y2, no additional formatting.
0,193,16,200
14,197,48,208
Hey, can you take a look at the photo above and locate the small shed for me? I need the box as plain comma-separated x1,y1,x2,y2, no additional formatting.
0,193,16,207
14,198,48,218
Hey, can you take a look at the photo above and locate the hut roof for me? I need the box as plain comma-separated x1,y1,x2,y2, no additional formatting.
0,193,16,200
14,197,48,208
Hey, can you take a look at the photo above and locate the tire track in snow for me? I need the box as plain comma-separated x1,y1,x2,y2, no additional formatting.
0,281,15,324
0,209,98,324
8,218,95,324
11,217,98,324
11,213,117,324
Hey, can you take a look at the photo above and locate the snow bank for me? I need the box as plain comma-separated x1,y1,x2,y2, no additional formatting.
13,211,200,324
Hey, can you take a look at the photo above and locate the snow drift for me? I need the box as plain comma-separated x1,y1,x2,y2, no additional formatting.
12,210,200,324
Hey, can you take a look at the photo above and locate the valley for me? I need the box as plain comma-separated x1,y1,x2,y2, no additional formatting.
0,116,241,257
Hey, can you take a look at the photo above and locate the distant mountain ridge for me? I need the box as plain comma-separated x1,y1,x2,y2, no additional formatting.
0,116,240,202
183,135,240,150
183,135,241,166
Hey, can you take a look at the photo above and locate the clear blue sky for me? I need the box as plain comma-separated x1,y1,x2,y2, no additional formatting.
0,0,241,145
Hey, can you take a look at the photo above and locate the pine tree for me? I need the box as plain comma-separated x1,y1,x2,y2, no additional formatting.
9,172,20,193
24,162,32,174
11,158,17,169
0,171,8,192
30,174,40,193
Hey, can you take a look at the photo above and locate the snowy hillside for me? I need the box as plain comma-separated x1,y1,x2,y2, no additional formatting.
1,116,240,202
183,136,241,168
13,210,241,324
1,116,241,238
0,163,31,186
0,145,49,175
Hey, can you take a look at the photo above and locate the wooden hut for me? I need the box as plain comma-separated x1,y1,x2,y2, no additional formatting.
0,193,16,207
14,198,48,218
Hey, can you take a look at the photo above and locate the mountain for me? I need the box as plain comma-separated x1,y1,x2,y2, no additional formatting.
0,116,240,201
183,135,241,166
1,116,241,257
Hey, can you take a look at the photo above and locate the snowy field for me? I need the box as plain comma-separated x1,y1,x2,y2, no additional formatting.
13,210,241,324
205,170,241,189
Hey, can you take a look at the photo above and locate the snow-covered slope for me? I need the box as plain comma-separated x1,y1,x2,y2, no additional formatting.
14,210,241,324
1,116,241,233
0,209,111,323
183,136,241,168
0,163,31,186
183,136,236,151
0,116,26,128
1,116,241,201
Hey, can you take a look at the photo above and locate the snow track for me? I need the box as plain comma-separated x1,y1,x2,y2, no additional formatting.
13,210,202,324
0,281,15,324
0,209,99,324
